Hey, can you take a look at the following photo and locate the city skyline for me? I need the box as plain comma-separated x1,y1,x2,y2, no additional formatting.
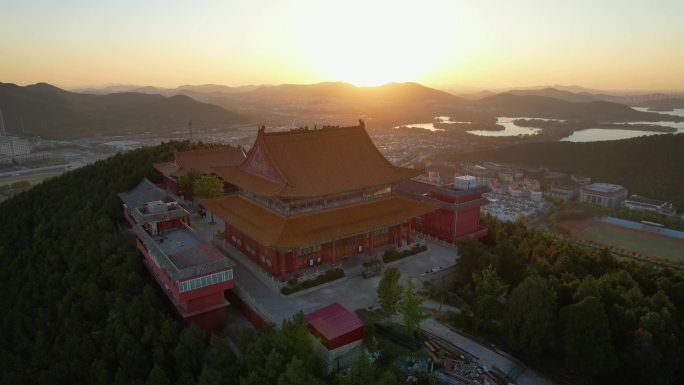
1,0,684,91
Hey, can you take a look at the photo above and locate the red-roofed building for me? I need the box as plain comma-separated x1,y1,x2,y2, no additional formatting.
119,179,235,332
395,179,489,244
154,146,246,199
200,122,438,281
306,303,364,371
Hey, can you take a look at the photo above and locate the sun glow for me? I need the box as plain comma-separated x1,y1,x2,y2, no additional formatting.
301,0,459,86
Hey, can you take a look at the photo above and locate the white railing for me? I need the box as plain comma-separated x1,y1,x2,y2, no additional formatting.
131,206,189,223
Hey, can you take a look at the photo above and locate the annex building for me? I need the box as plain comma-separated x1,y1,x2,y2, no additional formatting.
119,179,234,331
154,147,246,200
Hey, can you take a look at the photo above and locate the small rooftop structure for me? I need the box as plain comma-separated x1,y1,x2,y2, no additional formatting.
583,183,626,194
454,175,480,190
307,303,364,350
117,178,167,209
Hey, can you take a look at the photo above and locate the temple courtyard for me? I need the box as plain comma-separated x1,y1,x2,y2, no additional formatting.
190,210,459,324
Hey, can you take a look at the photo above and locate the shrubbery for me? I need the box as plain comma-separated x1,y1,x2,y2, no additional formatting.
381,243,427,263
281,268,345,295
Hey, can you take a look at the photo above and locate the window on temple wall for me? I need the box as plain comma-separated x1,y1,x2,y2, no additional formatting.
260,255,266,264
416,216,423,225
300,244,321,255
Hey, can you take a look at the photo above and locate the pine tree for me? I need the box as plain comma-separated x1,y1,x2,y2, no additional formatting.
377,267,402,315
400,277,426,333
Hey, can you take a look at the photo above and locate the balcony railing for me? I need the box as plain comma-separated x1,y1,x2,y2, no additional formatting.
133,225,233,281
130,206,189,224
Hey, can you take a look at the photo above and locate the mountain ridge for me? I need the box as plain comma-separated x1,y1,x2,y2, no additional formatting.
0,82,247,138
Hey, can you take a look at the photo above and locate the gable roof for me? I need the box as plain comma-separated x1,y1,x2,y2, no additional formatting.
306,303,364,342
118,178,167,208
200,194,437,248
213,123,422,198
154,146,246,177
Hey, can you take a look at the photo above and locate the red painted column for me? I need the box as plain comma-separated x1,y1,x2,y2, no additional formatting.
396,224,402,248
225,223,232,241
293,249,300,276
367,232,374,256
279,252,286,279
331,241,337,264
407,221,413,245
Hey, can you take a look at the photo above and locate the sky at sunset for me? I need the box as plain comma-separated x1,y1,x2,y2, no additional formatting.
1,0,683,91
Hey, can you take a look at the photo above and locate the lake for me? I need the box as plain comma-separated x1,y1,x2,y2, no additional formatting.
633,107,684,118
466,117,563,137
398,114,684,142
560,129,672,142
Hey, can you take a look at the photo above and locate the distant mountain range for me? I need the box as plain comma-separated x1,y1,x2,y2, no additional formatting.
2,81,677,139
73,81,673,123
471,93,664,121
0,82,246,138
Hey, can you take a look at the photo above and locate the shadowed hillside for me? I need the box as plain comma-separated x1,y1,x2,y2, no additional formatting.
473,93,678,121
0,82,247,138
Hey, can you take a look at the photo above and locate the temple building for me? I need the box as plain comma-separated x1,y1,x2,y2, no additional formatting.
396,177,489,244
201,122,438,281
154,146,246,199
119,179,235,331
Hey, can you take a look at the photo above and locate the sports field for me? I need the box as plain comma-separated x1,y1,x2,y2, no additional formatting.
561,220,684,262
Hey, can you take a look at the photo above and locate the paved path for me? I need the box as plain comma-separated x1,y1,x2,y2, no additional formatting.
420,318,554,385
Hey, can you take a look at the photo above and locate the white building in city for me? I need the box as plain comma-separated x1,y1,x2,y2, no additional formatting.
579,183,628,208
0,136,31,157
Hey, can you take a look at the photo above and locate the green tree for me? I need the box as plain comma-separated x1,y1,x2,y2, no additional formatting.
277,357,323,385
145,365,171,385
377,267,402,315
178,168,202,202
194,174,224,223
173,325,206,379
560,296,616,374
400,277,426,333
472,265,508,323
505,275,557,357
342,353,376,385
376,370,398,385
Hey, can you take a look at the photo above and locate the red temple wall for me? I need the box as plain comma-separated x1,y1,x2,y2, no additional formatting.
187,308,227,333
225,223,281,276
157,217,184,233
183,291,228,314
415,203,485,243
454,207,481,238
415,208,455,240
226,221,405,278
227,290,267,330
163,175,179,195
